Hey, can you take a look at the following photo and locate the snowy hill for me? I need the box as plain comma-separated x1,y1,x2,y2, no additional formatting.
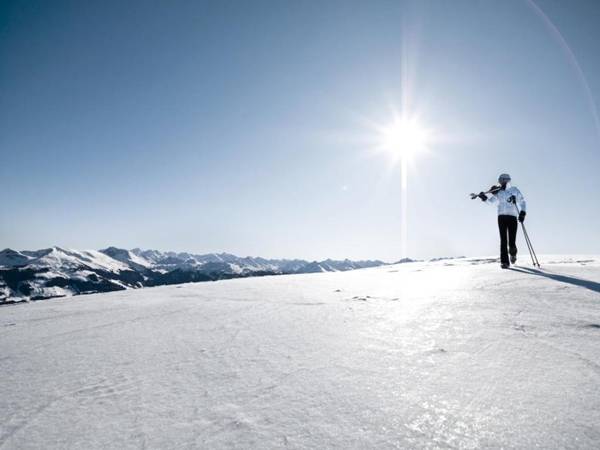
1,256,599,448
0,247,144,302
0,247,385,303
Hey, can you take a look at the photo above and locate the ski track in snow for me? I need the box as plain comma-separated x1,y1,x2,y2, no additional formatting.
1,256,600,449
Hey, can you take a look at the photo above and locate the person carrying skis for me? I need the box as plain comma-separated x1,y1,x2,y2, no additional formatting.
477,173,526,269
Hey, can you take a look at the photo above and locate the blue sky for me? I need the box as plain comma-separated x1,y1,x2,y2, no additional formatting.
2,0,600,260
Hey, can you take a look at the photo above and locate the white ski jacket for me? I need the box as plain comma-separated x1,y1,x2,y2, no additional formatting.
486,185,526,217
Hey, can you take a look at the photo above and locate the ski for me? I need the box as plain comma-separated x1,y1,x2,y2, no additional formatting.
469,185,501,200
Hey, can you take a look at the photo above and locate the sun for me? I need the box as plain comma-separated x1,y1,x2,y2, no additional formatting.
380,117,430,161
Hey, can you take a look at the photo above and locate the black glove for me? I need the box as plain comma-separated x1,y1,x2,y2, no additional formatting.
519,211,526,223
478,192,487,202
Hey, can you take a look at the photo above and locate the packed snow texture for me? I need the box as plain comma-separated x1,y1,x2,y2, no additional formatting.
1,256,600,449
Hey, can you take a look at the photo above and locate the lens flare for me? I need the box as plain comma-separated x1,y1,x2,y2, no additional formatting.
373,114,433,260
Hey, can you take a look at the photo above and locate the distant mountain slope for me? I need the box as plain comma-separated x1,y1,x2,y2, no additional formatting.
0,249,33,267
0,247,145,303
0,247,386,303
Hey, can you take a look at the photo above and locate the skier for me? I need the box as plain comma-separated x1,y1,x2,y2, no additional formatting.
477,173,526,269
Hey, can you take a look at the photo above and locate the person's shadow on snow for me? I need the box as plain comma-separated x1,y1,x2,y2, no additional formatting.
509,267,600,294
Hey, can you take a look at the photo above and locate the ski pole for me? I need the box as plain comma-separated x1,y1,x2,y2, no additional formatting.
526,228,540,268
519,210,540,268
510,196,540,268
508,195,534,265
515,204,537,267
522,221,537,267
521,222,540,268
522,222,537,267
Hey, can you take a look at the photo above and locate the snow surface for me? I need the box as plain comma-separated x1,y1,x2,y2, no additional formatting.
1,256,600,449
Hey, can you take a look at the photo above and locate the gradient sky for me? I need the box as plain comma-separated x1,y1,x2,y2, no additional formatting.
2,0,600,261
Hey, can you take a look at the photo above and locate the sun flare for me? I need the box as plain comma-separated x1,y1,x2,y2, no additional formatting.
380,117,430,161
371,113,434,259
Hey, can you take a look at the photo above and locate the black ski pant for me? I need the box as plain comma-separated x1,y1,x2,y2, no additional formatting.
498,215,518,265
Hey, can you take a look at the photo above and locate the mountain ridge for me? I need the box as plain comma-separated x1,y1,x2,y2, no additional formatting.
0,247,388,303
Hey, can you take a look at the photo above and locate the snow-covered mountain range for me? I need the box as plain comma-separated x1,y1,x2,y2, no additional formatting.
0,247,386,303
